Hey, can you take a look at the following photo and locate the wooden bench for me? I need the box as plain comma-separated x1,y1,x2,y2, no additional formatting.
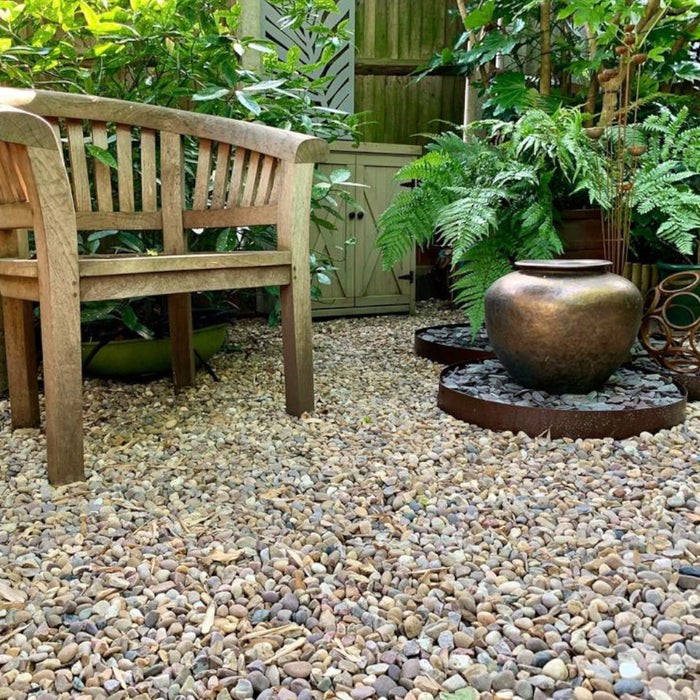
0,88,328,484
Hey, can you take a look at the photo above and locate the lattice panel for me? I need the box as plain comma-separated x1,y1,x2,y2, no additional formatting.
261,0,355,114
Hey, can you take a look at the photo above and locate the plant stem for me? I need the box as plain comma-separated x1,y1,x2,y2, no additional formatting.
540,1,552,96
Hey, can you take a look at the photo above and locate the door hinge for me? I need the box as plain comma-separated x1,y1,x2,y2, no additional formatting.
398,271,415,284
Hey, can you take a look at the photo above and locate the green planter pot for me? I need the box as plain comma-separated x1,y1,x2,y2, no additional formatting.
657,262,700,326
82,323,228,378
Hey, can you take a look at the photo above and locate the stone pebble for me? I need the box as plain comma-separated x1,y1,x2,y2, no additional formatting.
0,301,697,700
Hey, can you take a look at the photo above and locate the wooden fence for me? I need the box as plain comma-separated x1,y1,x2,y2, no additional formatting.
355,0,465,144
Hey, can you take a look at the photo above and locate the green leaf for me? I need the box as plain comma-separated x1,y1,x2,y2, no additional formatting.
85,144,117,169
242,79,286,92
462,1,495,30
121,305,154,340
116,232,145,253
313,217,336,230
192,87,230,102
80,301,119,324
485,71,534,116
87,229,118,242
235,90,261,115
247,41,275,54
329,168,351,184
215,229,238,252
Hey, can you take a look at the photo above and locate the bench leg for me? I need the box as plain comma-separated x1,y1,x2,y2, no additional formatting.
280,282,314,416
40,296,84,485
2,297,40,428
277,162,315,416
168,293,195,391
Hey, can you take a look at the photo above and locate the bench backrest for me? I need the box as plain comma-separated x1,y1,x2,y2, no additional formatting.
0,89,327,254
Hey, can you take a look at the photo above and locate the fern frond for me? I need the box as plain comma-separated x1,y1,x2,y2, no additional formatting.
435,188,505,259
451,242,512,334
377,189,443,269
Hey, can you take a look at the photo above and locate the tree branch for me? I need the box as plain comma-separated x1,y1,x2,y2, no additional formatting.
637,0,661,34
671,16,700,56
584,24,598,125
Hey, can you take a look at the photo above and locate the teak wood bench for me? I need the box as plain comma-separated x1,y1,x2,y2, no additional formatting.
0,88,328,485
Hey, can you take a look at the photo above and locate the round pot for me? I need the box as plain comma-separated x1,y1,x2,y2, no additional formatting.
485,260,643,394
82,323,228,378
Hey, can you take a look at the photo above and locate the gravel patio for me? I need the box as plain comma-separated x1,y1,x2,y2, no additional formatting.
0,303,699,700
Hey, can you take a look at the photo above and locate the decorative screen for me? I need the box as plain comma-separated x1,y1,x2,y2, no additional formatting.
261,0,355,114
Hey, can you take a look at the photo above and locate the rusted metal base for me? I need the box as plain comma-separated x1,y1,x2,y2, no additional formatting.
438,362,687,439
666,372,700,402
415,324,495,365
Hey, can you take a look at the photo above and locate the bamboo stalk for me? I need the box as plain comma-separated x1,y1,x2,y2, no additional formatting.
631,263,642,289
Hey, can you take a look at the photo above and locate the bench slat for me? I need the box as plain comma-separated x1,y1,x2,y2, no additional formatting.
193,138,212,210
116,124,135,212
255,156,277,206
69,205,278,231
81,265,291,301
211,142,231,209
241,151,261,208
66,120,91,211
91,122,113,213
226,148,248,209
141,128,157,211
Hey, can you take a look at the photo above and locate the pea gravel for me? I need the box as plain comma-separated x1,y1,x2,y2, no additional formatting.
0,302,699,700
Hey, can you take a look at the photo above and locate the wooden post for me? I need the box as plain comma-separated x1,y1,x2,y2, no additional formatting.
277,161,315,416
238,0,263,73
0,303,6,395
0,225,39,425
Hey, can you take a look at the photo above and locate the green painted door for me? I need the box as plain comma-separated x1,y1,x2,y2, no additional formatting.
311,143,419,317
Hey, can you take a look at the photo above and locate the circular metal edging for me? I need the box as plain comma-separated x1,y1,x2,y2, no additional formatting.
438,361,687,440
414,324,495,365
665,372,700,402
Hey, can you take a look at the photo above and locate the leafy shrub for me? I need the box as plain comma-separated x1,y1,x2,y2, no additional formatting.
422,0,700,121
0,0,361,340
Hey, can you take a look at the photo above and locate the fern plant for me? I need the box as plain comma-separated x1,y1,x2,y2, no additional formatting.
377,108,609,332
630,106,700,260
378,105,700,332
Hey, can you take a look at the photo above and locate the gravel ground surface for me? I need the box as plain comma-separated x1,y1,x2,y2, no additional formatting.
0,302,699,700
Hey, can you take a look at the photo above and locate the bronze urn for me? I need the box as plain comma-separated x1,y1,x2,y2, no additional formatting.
485,260,643,394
